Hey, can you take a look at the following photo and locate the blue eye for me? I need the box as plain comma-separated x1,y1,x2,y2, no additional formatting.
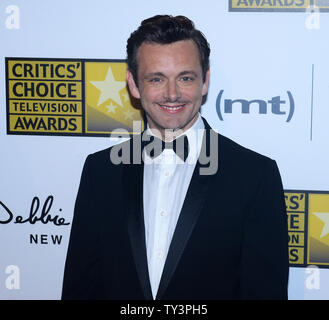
150,77,161,83
181,76,194,82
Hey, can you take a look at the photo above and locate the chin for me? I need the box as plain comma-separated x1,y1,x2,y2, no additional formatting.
147,113,196,132
162,120,185,131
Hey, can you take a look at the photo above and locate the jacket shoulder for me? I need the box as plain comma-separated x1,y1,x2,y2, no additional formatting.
87,146,111,162
218,133,274,166
86,137,133,164
202,117,274,167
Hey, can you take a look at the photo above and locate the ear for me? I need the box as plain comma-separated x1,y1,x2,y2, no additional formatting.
126,69,141,99
201,69,210,96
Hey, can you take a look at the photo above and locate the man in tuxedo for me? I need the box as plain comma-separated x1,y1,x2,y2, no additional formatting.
62,15,289,300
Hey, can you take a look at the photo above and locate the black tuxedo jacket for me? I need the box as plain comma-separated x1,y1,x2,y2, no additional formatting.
62,119,289,300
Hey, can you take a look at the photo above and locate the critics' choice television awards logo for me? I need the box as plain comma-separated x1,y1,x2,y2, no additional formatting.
229,0,329,11
286,190,329,268
5,58,144,137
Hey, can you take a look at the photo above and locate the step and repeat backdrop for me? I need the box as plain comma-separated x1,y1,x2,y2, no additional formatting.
1,0,329,300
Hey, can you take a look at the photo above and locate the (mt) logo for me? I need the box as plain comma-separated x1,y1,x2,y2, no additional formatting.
216,90,295,122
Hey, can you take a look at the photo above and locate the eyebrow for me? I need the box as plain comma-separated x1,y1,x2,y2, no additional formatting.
143,70,199,79
178,70,199,77
143,72,165,79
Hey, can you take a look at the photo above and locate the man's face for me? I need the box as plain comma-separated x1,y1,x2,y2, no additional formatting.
127,40,209,138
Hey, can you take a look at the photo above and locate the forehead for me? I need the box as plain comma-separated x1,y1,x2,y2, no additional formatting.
136,40,202,74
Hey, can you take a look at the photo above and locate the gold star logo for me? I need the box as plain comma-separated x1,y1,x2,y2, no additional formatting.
90,66,126,106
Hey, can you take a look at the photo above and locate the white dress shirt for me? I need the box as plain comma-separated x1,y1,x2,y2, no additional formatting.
143,114,205,299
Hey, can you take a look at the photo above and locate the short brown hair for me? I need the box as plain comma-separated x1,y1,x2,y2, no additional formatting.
126,15,210,84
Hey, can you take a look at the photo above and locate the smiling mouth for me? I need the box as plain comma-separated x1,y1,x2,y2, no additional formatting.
158,104,185,113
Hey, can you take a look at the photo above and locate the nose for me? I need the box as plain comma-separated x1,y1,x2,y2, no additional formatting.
164,79,181,102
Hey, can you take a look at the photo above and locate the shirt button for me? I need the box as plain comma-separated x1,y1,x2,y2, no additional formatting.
164,171,170,177
157,251,163,259
160,210,167,217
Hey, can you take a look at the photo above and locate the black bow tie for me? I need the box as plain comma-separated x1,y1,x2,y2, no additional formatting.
143,134,189,162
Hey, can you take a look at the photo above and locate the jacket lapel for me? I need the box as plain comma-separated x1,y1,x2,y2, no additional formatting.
156,124,217,300
124,156,153,300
